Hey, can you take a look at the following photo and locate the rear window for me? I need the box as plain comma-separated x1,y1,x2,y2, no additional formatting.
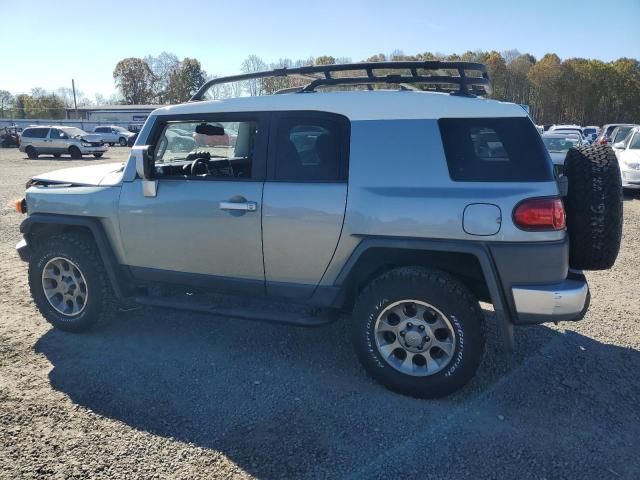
438,117,553,182
22,128,49,138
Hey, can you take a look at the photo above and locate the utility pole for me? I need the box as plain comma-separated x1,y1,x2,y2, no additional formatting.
71,79,78,119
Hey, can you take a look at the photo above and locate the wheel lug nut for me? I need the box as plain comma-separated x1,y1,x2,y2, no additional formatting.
400,330,406,336
419,325,425,331
407,322,413,328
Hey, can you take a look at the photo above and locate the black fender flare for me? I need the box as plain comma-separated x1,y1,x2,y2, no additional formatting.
331,237,514,349
20,214,132,299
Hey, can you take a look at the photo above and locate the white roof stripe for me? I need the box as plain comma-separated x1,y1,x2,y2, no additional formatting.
149,90,528,121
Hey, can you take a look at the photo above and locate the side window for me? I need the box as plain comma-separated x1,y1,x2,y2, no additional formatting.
32,128,49,138
273,114,348,182
49,128,61,139
439,117,554,182
22,129,33,138
153,119,258,180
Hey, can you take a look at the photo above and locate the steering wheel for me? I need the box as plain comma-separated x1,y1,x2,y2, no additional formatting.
189,156,209,176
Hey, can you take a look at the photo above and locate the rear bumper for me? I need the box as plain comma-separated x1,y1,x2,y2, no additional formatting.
512,271,590,324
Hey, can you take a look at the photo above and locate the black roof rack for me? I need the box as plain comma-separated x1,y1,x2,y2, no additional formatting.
190,61,492,101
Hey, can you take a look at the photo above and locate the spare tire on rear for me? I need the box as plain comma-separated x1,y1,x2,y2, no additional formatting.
564,145,623,270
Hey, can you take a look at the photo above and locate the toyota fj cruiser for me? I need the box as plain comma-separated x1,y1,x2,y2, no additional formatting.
15,62,623,398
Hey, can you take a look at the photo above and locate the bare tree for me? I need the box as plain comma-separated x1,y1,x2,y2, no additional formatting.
241,54,267,96
145,52,180,103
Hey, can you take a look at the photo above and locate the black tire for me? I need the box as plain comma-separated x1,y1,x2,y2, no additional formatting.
69,146,82,159
93,153,103,158
53,153,61,158
352,267,485,398
564,145,623,270
25,146,38,159
118,137,127,146
28,233,114,332
109,143,115,147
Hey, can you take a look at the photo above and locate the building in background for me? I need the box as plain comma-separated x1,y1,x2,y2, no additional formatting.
65,105,161,122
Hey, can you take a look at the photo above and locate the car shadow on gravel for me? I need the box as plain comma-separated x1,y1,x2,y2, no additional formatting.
33,308,638,479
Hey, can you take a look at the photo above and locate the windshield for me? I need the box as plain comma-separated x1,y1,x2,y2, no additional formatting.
583,128,596,135
629,132,640,150
113,126,129,133
613,126,633,143
542,136,579,153
60,127,88,138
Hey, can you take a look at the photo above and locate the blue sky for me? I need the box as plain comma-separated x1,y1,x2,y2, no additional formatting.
1,0,638,99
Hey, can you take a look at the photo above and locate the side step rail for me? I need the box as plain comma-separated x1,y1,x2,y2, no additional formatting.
134,296,339,327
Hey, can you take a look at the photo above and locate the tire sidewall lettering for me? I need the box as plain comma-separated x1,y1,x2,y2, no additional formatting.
365,297,389,369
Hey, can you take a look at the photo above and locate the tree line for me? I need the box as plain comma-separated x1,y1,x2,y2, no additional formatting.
1,50,638,125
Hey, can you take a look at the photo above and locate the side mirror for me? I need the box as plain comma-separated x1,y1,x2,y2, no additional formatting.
133,145,157,197
613,141,625,150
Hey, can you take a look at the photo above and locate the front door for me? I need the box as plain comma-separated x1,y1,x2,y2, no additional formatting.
48,128,67,154
118,114,268,293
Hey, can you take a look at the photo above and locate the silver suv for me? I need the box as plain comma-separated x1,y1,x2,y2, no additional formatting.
19,126,107,159
92,125,136,146
14,62,623,398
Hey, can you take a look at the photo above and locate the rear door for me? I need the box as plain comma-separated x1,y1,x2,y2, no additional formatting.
32,128,50,151
262,111,350,298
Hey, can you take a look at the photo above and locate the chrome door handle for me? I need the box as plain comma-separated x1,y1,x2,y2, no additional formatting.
219,201,257,212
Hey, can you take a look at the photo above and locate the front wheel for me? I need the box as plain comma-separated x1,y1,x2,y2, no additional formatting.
25,146,38,159
118,137,127,146
28,233,114,332
352,267,485,398
69,146,82,159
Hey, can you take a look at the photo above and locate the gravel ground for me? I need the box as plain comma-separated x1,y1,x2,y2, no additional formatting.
1,146,639,480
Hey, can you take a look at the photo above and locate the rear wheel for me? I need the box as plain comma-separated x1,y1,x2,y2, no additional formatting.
69,146,82,159
118,137,127,146
25,146,38,159
352,267,485,398
28,233,114,332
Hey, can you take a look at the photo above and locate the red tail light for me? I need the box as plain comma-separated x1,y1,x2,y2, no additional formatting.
598,138,608,145
513,198,565,231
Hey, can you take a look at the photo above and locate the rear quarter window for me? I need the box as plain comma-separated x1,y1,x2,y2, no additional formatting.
23,128,49,138
438,117,553,182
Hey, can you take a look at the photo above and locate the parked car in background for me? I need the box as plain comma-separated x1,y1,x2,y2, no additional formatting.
582,126,600,143
541,132,582,174
613,126,640,191
92,126,136,146
549,125,586,141
595,124,635,145
610,125,639,149
127,123,145,134
19,126,107,159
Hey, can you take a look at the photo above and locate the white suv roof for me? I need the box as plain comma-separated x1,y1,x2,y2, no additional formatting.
152,90,529,122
